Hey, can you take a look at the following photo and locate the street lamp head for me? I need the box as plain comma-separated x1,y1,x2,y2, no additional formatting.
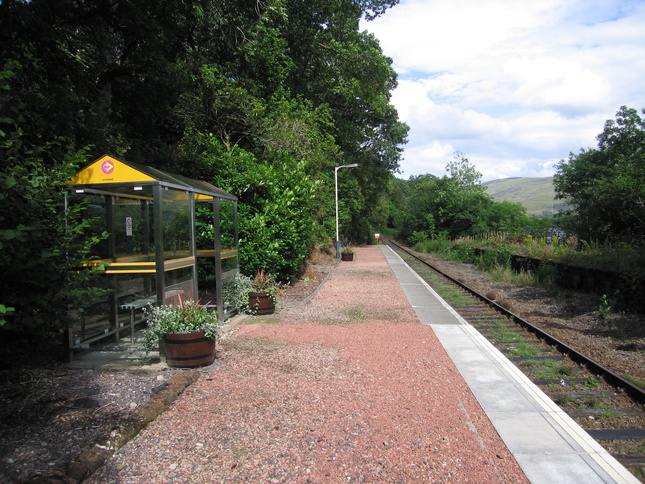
335,163,359,170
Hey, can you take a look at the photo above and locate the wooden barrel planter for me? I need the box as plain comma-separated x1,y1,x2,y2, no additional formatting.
248,291,275,315
163,332,216,368
341,252,354,261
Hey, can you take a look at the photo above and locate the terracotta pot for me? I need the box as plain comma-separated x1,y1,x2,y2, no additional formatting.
248,291,275,315
341,252,354,261
163,331,215,368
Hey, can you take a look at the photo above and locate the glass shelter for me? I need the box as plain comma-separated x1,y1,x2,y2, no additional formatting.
66,155,238,348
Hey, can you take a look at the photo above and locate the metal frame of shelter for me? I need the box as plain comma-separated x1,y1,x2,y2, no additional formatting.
66,154,238,349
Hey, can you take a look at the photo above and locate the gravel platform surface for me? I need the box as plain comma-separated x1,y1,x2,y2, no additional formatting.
86,246,528,483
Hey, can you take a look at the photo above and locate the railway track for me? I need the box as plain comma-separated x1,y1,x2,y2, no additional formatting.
386,239,645,481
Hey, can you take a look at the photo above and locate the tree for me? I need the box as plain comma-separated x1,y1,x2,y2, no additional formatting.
394,152,530,242
282,1,408,242
554,106,645,243
446,150,484,188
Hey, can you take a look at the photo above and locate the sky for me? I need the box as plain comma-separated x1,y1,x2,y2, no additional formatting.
361,0,645,182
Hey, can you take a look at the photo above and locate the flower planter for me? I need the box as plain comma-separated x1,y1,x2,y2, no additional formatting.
163,331,216,368
248,291,275,315
341,252,354,261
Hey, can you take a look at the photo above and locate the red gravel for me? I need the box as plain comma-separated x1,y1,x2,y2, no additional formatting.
88,247,528,483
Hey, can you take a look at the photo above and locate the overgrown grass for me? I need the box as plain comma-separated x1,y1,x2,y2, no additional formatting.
584,398,606,409
509,343,541,357
519,359,559,368
624,374,645,389
490,266,537,286
584,376,601,388
440,290,472,306
460,233,645,273
535,366,576,379
490,329,524,343
555,394,575,406
414,233,645,282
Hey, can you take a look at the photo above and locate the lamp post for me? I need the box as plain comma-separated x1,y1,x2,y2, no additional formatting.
335,163,358,258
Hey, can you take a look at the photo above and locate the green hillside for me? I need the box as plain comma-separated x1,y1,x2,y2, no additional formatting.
483,177,569,217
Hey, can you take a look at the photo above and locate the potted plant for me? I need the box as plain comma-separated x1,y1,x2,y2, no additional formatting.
142,295,219,368
248,269,278,315
222,271,253,313
341,247,354,261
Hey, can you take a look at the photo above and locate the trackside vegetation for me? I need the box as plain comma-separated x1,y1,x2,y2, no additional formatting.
385,107,645,315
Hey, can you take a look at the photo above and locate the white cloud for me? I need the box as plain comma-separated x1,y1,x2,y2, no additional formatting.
503,57,611,115
397,141,455,178
363,0,645,181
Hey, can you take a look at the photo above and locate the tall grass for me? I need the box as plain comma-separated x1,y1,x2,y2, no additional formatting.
413,238,452,257
490,266,537,286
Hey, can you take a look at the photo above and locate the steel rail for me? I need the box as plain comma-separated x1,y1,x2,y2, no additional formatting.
387,238,645,405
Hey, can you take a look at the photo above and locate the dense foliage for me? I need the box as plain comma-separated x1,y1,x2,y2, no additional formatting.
554,106,645,244
0,1,407,351
1,0,407,267
0,66,106,361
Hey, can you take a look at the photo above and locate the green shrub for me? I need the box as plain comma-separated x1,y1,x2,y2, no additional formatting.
409,230,429,246
477,245,511,271
536,263,558,286
450,243,477,264
421,238,452,256
0,66,108,367
0,141,103,365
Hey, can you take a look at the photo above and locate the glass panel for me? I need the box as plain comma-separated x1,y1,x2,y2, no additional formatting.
221,271,239,314
222,256,238,272
162,188,192,259
197,257,216,293
165,266,195,305
70,192,110,260
117,273,154,304
195,202,215,252
219,199,236,250
70,274,112,344
114,198,152,260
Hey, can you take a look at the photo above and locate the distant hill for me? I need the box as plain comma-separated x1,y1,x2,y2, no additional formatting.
483,177,569,217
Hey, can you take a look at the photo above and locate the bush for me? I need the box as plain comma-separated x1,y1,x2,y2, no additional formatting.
450,243,477,264
0,138,103,366
477,246,512,271
419,238,452,256
536,264,558,287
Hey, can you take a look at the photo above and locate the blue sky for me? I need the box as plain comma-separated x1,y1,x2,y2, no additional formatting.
361,0,645,181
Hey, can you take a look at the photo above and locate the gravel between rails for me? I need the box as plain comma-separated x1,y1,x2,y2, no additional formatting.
86,246,528,483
